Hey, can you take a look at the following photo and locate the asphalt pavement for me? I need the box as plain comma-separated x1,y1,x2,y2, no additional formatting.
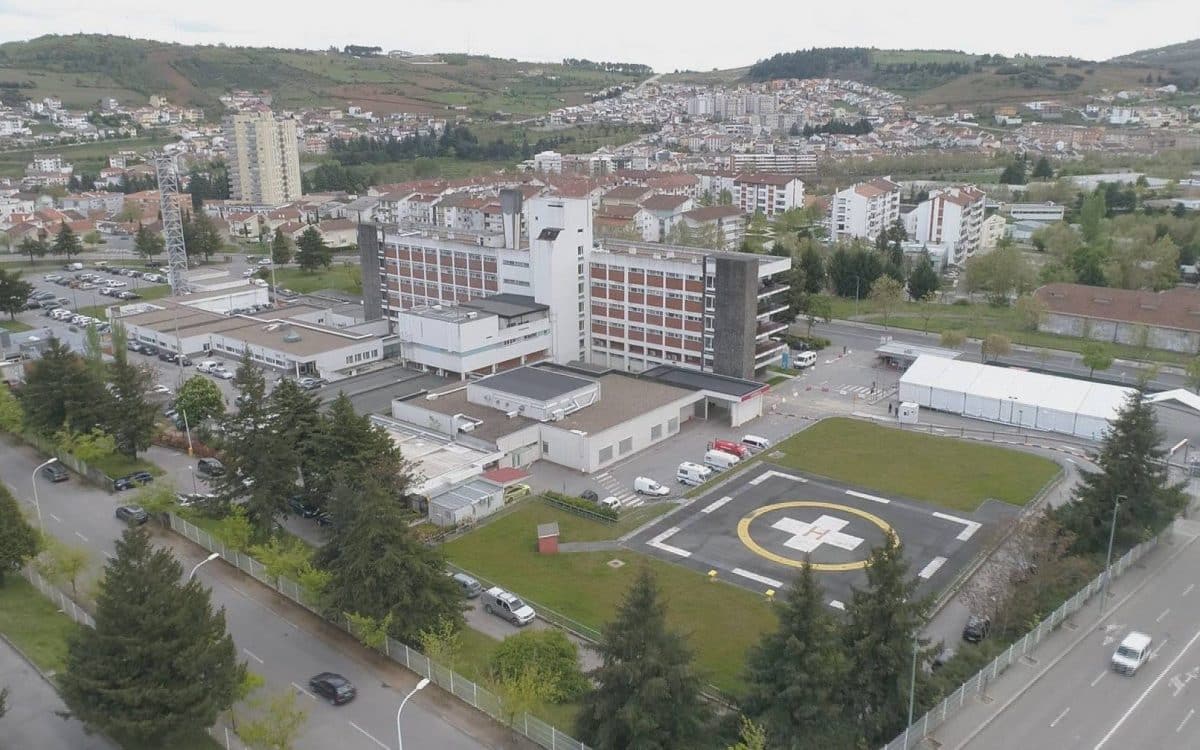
0,436,527,750
931,518,1200,750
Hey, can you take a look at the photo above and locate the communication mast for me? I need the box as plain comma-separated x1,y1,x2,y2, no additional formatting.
154,151,190,295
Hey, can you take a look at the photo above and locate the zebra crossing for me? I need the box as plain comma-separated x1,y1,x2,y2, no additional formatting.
593,471,643,508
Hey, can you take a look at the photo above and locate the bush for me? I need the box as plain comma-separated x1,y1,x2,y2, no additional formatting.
784,334,830,351
488,629,588,703
542,491,618,521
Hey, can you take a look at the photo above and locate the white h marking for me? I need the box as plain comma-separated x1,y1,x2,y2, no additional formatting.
772,515,864,553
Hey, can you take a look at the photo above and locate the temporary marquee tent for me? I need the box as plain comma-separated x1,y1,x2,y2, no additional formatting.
898,355,1135,440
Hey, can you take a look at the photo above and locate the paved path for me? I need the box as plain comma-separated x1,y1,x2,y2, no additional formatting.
0,635,117,750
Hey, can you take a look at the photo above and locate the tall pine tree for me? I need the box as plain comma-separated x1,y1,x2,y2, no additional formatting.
576,568,709,750
0,483,39,584
742,562,853,749
307,393,414,514
315,479,464,642
105,346,156,457
1054,390,1186,555
840,535,930,746
60,528,243,746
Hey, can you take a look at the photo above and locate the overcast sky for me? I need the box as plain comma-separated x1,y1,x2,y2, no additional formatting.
0,0,1196,72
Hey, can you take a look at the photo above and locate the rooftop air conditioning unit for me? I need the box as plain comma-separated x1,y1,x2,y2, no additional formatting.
550,409,565,421
458,422,476,433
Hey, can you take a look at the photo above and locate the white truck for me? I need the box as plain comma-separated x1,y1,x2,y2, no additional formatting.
481,586,536,626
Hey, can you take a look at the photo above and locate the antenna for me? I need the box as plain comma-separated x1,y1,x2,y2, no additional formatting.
154,151,189,295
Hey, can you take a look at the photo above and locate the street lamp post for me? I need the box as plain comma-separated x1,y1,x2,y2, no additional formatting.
396,677,431,750
903,638,919,749
1100,494,1127,614
853,275,862,318
187,552,221,582
30,458,56,531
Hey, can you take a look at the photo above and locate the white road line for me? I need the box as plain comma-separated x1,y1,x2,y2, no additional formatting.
846,489,890,505
1090,670,1107,687
918,557,948,579
732,568,784,588
647,527,691,558
1184,584,1195,597
829,600,845,610
1177,709,1195,734
1050,707,1071,727
1094,627,1200,749
749,470,807,486
701,496,733,514
1151,638,1171,661
349,721,391,750
48,513,62,523
241,648,263,664
932,511,982,541
102,551,113,559
290,682,317,701
74,531,88,542
1157,608,1171,623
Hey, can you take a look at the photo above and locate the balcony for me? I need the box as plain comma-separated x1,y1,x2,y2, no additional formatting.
757,300,789,319
756,318,788,339
755,339,786,361
757,280,790,300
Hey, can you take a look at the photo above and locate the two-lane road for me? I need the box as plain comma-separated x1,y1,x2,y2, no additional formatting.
1,437,519,750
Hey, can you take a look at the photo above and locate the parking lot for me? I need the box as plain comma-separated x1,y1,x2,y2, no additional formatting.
628,462,1019,606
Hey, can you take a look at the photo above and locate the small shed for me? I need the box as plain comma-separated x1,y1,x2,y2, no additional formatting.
427,478,503,527
537,522,560,555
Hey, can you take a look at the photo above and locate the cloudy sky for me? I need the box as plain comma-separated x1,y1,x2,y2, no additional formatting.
0,0,1196,71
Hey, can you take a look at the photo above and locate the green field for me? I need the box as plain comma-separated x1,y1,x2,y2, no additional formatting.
1,319,33,332
268,265,363,295
444,501,777,694
773,418,1060,511
0,576,80,674
0,135,177,178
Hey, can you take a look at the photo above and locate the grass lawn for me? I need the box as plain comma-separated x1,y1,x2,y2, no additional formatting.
773,418,1060,511
269,265,362,296
1,319,33,332
0,576,80,674
88,452,162,480
444,502,777,695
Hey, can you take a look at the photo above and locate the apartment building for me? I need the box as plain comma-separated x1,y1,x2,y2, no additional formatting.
680,205,746,251
731,152,817,176
905,185,986,265
829,177,902,242
1008,202,1066,223
361,192,790,380
224,109,303,205
734,173,805,217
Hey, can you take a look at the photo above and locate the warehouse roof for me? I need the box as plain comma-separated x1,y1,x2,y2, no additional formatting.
474,366,594,401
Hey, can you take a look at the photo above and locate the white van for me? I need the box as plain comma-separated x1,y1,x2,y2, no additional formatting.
634,477,670,496
704,449,740,472
197,360,220,374
793,350,817,368
1112,631,1152,675
741,435,771,452
676,462,713,486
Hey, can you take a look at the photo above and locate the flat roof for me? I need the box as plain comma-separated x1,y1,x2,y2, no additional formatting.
552,373,697,434
461,293,548,318
474,365,595,401
409,388,538,443
429,478,498,511
640,364,767,399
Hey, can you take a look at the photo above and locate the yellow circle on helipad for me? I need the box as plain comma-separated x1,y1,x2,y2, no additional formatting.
737,501,894,572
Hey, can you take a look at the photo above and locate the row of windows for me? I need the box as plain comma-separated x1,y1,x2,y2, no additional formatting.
343,350,378,365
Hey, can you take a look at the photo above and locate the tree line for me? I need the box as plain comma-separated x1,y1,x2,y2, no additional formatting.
561,58,652,76
794,117,873,137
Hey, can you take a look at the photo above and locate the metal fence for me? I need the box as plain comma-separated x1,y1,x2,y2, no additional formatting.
21,566,95,628
168,513,591,750
21,432,116,492
881,529,1163,750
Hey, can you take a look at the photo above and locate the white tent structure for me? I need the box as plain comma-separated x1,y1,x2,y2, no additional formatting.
899,356,1135,440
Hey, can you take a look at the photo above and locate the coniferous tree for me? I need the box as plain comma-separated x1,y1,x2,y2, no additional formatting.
907,253,940,301
19,338,109,435
52,222,83,259
1054,390,1186,555
268,379,322,490
576,568,710,750
742,562,853,749
799,245,826,294
105,347,156,457
60,528,243,746
316,479,464,642
0,483,39,585
840,535,930,746
307,393,413,513
296,228,331,271
271,227,294,265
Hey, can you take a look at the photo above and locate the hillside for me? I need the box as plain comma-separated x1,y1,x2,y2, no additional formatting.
0,34,644,116
663,46,1179,106
1110,38,1200,83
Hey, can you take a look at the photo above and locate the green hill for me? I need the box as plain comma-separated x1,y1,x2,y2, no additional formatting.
663,46,1180,106
1109,38,1200,85
0,34,644,116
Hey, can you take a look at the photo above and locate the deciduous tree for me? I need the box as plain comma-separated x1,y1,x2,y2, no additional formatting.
576,568,709,750
236,689,308,750
963,244,1033,305
18,235,48,264
868,275,905,329
60,528,243,747
1080,342,1114,378
489,629,588,703
0,268,33,320
981,333,1011,362
175,375,225,425
940,329,967,349
134,224,164,259
1014,295,1047,332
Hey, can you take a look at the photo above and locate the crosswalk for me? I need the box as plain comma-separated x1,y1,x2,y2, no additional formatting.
593,471,643,508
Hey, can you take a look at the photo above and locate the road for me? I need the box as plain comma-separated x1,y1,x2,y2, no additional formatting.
0,437,526,750
0,635,117,750
811,319,1187,392
940,520,1200,750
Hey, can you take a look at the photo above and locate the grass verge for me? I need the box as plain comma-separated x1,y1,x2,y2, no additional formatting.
0,576,78,674
444,502,777,694
772,417,1060,510
266,265,362,295
1,319,33,332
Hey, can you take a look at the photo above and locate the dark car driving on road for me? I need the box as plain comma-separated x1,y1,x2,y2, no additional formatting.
308,672,356,705
40,461,69,483
115,505,149,525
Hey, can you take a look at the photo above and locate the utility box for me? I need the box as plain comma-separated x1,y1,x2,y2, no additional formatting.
537,522,559,555
898,401,919,425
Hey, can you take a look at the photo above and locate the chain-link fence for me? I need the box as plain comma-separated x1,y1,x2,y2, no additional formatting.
21,566,95,628
881,529,1163,750
168,513,591,750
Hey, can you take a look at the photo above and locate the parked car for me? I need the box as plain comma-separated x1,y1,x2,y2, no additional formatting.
213,367,234,380
962,614,991,643
741,435,771,452
1112,631,1152,675
709,439,749,459
176,492,218,508
197,360,220,373
580,489,599,502
450,572,483,599
599,496,621,511
298,377,324,390
482,586,536,626
115,505,149,525
503,483,531,502
634,477,670,496
113,476,135,491
286,495,320,518
196,458,225,477
40,461,69,482
120,471,154,486
315,511,335,527
308,673,356,705
151,384,172,395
